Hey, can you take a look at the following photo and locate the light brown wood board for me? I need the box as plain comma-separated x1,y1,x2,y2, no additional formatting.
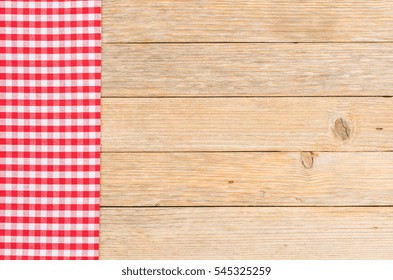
103,44,393,97
103,0,393,43
101,152,393,207
101,97,393,152
101,0,393,259
100,207,393,259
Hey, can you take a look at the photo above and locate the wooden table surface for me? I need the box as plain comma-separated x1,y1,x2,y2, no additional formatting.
100,0,393,259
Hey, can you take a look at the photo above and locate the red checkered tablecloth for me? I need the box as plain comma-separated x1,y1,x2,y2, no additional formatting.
0,0,101,260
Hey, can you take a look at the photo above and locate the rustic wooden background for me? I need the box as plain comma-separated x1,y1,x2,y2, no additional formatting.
100,0,393,259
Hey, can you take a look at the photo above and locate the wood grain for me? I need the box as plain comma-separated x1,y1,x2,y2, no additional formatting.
101,152,393,206
101,0,393,261
101,97,393,152
102,44,393,97
100,207,393,259
103,0,393,43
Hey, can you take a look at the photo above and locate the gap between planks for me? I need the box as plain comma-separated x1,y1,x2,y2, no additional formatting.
102,96,393,99
100,206,393,208
104,42,393,44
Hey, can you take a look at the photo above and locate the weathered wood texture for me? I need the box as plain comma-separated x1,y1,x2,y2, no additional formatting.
102,97,393,152
102,44,393,97
100,207,393,259
103,0,393,43
101,0,393,260
101,152,393,206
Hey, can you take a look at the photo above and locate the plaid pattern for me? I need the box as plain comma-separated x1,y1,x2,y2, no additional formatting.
0,0,100,259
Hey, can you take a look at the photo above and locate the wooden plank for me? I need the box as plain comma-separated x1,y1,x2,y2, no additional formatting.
103,44,393,97
101,97,393,152
101,152,393,206
100,207,393,259
103,0,393,43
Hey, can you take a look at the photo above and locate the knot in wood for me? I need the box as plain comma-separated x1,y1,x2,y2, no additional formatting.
301,152,314,169
334,118,351,141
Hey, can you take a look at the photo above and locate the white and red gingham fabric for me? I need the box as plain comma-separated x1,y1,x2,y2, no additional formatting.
0,0,100,259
